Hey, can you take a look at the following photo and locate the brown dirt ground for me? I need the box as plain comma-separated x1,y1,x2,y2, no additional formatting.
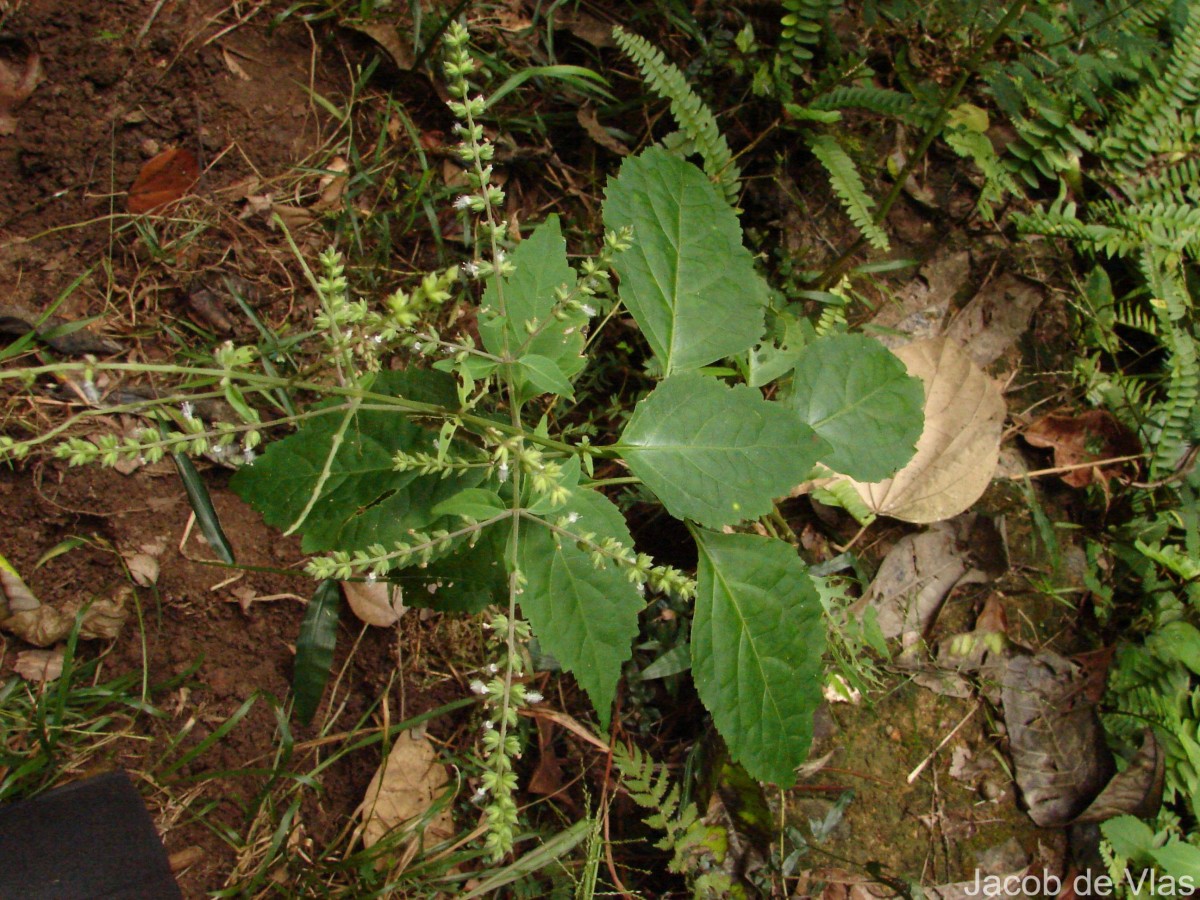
0,1,477,895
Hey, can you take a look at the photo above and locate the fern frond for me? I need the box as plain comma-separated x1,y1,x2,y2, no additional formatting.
614,742,678,812
943,126,1024,220
1126,156,1200,206
780,0,843,73
612,743,709,878
1139,255,1199,477
809,85,936,127
804,133,889,251
612,27,741,208
1103,202,1200,263
1099,6,1200,174
1112,303,1161,338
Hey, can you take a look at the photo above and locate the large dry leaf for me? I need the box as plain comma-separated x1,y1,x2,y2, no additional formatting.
945,273,1045,367
357,730,454,854
855,516,991,647
1023,409,1141,487
851,338,1005,523
342,580,404,627
1,572,129,647
1001,651,1114,827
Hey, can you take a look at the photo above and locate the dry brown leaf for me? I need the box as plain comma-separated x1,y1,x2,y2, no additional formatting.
0,42,44,136
128,148,200,214
1023,409,1141,487
576,104,628,156
945,273,1044,367
342,580,404,627
528,715,565,797
2,585,130,647
851,337,1005,523
311,156,350,211
357,730,455,855
520,706,608,751
221,48,251,81
124,552,160,587
14,647,64,682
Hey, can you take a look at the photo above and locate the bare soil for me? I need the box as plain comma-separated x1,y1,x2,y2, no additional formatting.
0,1,471,894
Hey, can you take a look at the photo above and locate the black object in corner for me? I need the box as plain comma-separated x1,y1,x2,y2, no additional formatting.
0,769,182,899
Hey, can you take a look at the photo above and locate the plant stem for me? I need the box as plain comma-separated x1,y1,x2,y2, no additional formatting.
0,361,601,457
284,396,361,535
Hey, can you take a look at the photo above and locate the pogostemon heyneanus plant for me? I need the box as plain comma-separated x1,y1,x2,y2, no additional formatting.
0,22,926,860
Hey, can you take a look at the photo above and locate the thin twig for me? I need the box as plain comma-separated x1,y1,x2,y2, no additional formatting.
906,702,979,784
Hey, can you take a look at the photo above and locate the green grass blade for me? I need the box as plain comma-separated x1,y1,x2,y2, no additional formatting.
172,451,235,564
292,579,340,726
486,65,614,108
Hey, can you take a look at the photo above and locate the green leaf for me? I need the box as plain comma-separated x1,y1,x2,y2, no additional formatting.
621,372,829,528
639,643,692,680
173,451,235,563
478,215,585,398
692,530,825,785
402,519,511,614
517,488,644,729
603,149,768,374
1102,816,1157,861
747,310,809,388
788,334,924,482
1149,620,1200,676
516,353,576,400
293,579,340,726
431,488,508,521
231,370,480,553
1151,841,1200,879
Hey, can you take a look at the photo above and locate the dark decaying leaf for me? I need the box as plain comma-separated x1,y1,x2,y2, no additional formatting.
527,715,566,799
0,304,121,355
293,579,341,726
1023,409,1141,487
1001,651,1115,826
1075,729,1164,823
